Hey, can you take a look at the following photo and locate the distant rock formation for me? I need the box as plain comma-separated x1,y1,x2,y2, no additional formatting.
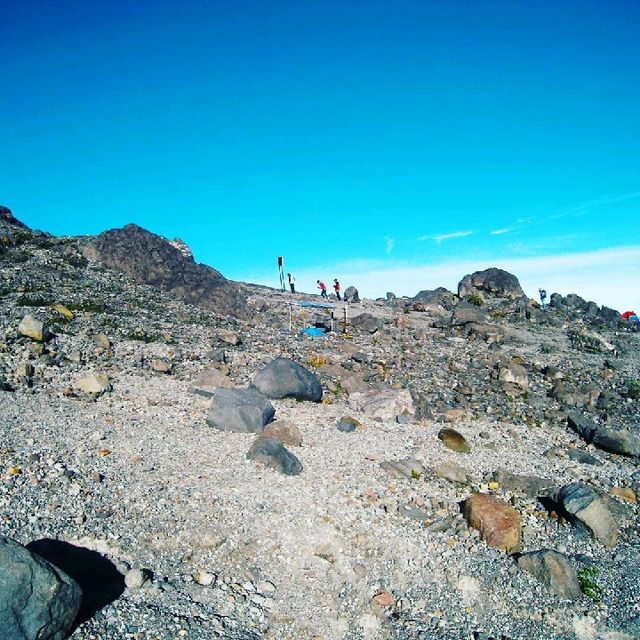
0,206,29,230
458,268,525,301
84,223,248,318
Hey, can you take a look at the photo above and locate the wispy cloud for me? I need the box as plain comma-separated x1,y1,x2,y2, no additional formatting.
419,230,474,243
385,236,395,255
490,228,510,235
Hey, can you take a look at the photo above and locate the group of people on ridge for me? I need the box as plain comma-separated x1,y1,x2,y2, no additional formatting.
286,273,342,300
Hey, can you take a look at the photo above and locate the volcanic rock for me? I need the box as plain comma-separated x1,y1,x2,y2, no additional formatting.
252,357,322,402
0,536,82,640
84,223,247,318
247,437,303,476
457,268,525,301
206,387,275,433
517,550,582,599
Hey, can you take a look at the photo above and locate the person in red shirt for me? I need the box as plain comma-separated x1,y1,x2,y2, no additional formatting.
317,280,328,298
333,279,341,301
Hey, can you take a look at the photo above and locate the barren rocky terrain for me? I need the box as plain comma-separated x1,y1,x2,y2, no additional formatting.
1,207,639,640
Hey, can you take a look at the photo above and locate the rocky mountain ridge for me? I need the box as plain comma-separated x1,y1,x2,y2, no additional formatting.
0,206,639,640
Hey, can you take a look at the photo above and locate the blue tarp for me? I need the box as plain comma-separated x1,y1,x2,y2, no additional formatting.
300,327,326,337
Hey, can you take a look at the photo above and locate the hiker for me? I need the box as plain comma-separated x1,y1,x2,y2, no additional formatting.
333,279,341,301
538,288,547,307
317,280,328,298
628,313,639,332
287,273,295,294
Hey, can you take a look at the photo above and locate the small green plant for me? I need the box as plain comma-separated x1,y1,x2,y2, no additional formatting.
577,567,602,599
627,379,640,399
466,294,483,307
410,468,422,480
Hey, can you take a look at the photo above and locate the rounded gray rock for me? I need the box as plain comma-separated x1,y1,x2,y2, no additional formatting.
252,358,322,402
0,536,82,640
206,387,275,433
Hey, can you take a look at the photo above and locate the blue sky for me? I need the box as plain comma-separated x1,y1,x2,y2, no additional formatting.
1,0,639,308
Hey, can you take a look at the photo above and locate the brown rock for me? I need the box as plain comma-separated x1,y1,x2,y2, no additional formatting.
372,590,395,607
438,427,471,453
463,493,522,552
262,421,303,447
611,487,637,504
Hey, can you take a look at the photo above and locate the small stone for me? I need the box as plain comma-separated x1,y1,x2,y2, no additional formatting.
51,304,75,320
262,421,303,447
337,416,361,433
194,571,215,586
125,568,150,590
610,487,637,504
18,314,47,342
76,373,111,395
438,428,471,454
150,359,172,373
373,590,395,607
246,437,303,476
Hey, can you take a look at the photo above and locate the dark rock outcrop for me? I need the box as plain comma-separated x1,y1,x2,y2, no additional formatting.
457,268,525,301
84,224,247,318
343,286,360,303
0,205,29,230
413,287,457,310
0,536,82,640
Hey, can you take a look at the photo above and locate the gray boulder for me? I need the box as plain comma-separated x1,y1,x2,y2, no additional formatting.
0,536,82,640
343,286,359,303
350,313,384,334
252,358,322,402
567,413,639,457
247,437,303,475
556,483,618,546
517,550,582,599
412,287,457,310
492,471,556,498
206,387,275,433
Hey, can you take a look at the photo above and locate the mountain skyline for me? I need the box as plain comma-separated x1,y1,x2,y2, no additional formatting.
2,0,639,309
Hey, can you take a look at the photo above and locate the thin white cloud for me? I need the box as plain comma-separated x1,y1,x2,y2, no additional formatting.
419,230,474,243
385,237,395,255
490,228,510,235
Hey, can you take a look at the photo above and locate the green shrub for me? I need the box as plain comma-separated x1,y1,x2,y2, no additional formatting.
466,294,483,307
627,379,640,399
577,567,602,599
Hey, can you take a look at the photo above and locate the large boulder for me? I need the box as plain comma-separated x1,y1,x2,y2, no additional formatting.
462,493,522,552
412,287,457,310
457,268,525,301
350,313,384,334
0,536,82,640
567,413,639,457
348,388,415,422
517,550,582,599
343,286,359,303
206,387,275,433
17,315,48,342
556,483,618,546
84,224,247,318
252,358,322,402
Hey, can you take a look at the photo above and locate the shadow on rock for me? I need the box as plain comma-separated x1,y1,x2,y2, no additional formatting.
27,538,125,624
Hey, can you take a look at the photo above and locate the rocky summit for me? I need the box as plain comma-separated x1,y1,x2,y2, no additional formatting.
0,205,639,640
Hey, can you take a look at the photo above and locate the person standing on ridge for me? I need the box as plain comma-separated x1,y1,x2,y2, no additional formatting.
288,273,295,294
538,288,547,307
333,279,341,301
317,280,328,298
